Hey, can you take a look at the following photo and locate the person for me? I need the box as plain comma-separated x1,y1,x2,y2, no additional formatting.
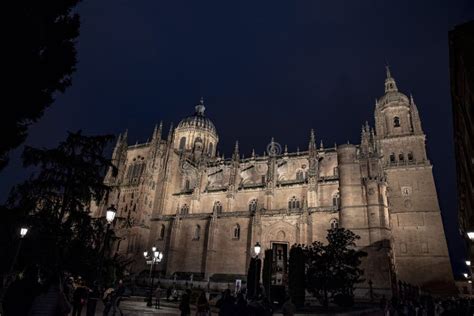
72,279,88,316
110,280,125,316
235,292,248,315
102,287,115,316
261,296,273,316
172,288,179,302
28,272,71,316
281,296,295,316
216,289,235,316
63,277,74,303
196,291,210,316
179,290,191,316
154,286,161,309
86,282,100,316
167,286,173,301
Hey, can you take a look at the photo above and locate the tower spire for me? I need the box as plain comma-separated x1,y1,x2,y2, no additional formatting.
167,122,174,143
308,129,316,152
152,121,163,141
232,140,239,161
384,65,398,93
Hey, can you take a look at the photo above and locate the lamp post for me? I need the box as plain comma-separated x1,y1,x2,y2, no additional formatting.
8,226,28,275
144,247,163,307
1,226,29,313
97,205,116,289
253,242,261,298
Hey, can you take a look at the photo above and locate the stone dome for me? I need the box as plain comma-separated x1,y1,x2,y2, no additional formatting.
377,91,410,109
176,98,217,134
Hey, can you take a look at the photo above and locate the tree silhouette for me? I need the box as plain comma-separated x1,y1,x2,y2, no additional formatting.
289,244,305,307
304,228,367,308
2,131,121,282
262,249,272,300
1,0,81,170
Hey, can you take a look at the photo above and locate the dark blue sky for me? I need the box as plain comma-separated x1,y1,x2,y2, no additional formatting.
1,1,473,275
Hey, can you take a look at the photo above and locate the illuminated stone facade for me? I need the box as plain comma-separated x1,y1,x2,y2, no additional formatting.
94,69,453,295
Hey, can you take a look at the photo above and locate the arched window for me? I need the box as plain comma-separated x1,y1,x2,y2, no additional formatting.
288,196,300,210
296,170,305,181
180,204,189,215
208,143,213,155
407,152,414,162
185,179,190,190
233,224,240,240
332,192,340,209
179,137,186,150
390,153,396,163
159,224,165,240
330,218,339,229
213,201,222,214
393,117,401,127
193,225,201,240
249,199,258,212
399,153,405,162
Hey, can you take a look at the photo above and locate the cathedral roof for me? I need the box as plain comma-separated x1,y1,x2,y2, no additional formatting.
177,98,217,134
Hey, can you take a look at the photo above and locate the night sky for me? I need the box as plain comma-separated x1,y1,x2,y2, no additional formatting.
1,1,473,276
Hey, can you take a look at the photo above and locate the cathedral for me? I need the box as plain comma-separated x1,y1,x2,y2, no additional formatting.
94,68,454,295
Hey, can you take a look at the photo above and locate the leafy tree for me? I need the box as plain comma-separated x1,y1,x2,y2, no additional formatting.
289,244,305,307
1,0,81,170
2,131,123,283
304,228,367,307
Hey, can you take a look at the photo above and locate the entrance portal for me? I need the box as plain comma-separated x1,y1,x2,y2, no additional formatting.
271,242,288,304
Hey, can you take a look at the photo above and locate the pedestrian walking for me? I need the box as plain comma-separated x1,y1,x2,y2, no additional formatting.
216,289,235,316
196,291,210,316
110,280,125,316
281,296,296,316
72,280,88,316
179,289,191,316
154,286,161,309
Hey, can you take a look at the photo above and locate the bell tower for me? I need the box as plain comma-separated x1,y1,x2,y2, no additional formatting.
375,67,454,293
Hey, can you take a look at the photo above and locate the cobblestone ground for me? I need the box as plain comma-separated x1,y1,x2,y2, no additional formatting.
94,300,182,315
90,299,383,316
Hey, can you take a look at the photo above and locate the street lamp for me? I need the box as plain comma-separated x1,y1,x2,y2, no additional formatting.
8,226,29,275
467,231,474,241
106,206,117,224
97,205,117,289
466,260,471,266
254,242,261,257
20,227,28,238
144,247,164,307
252,242,262,299
464,273,469,278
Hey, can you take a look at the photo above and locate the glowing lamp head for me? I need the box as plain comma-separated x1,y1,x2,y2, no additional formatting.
254,242,261,256
467,231,474,241
106,205,117,224
154,251,159,259
20,227,28,238
143,251,148,258
466,260,471,266
152,246,157,252
464,273,469,278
